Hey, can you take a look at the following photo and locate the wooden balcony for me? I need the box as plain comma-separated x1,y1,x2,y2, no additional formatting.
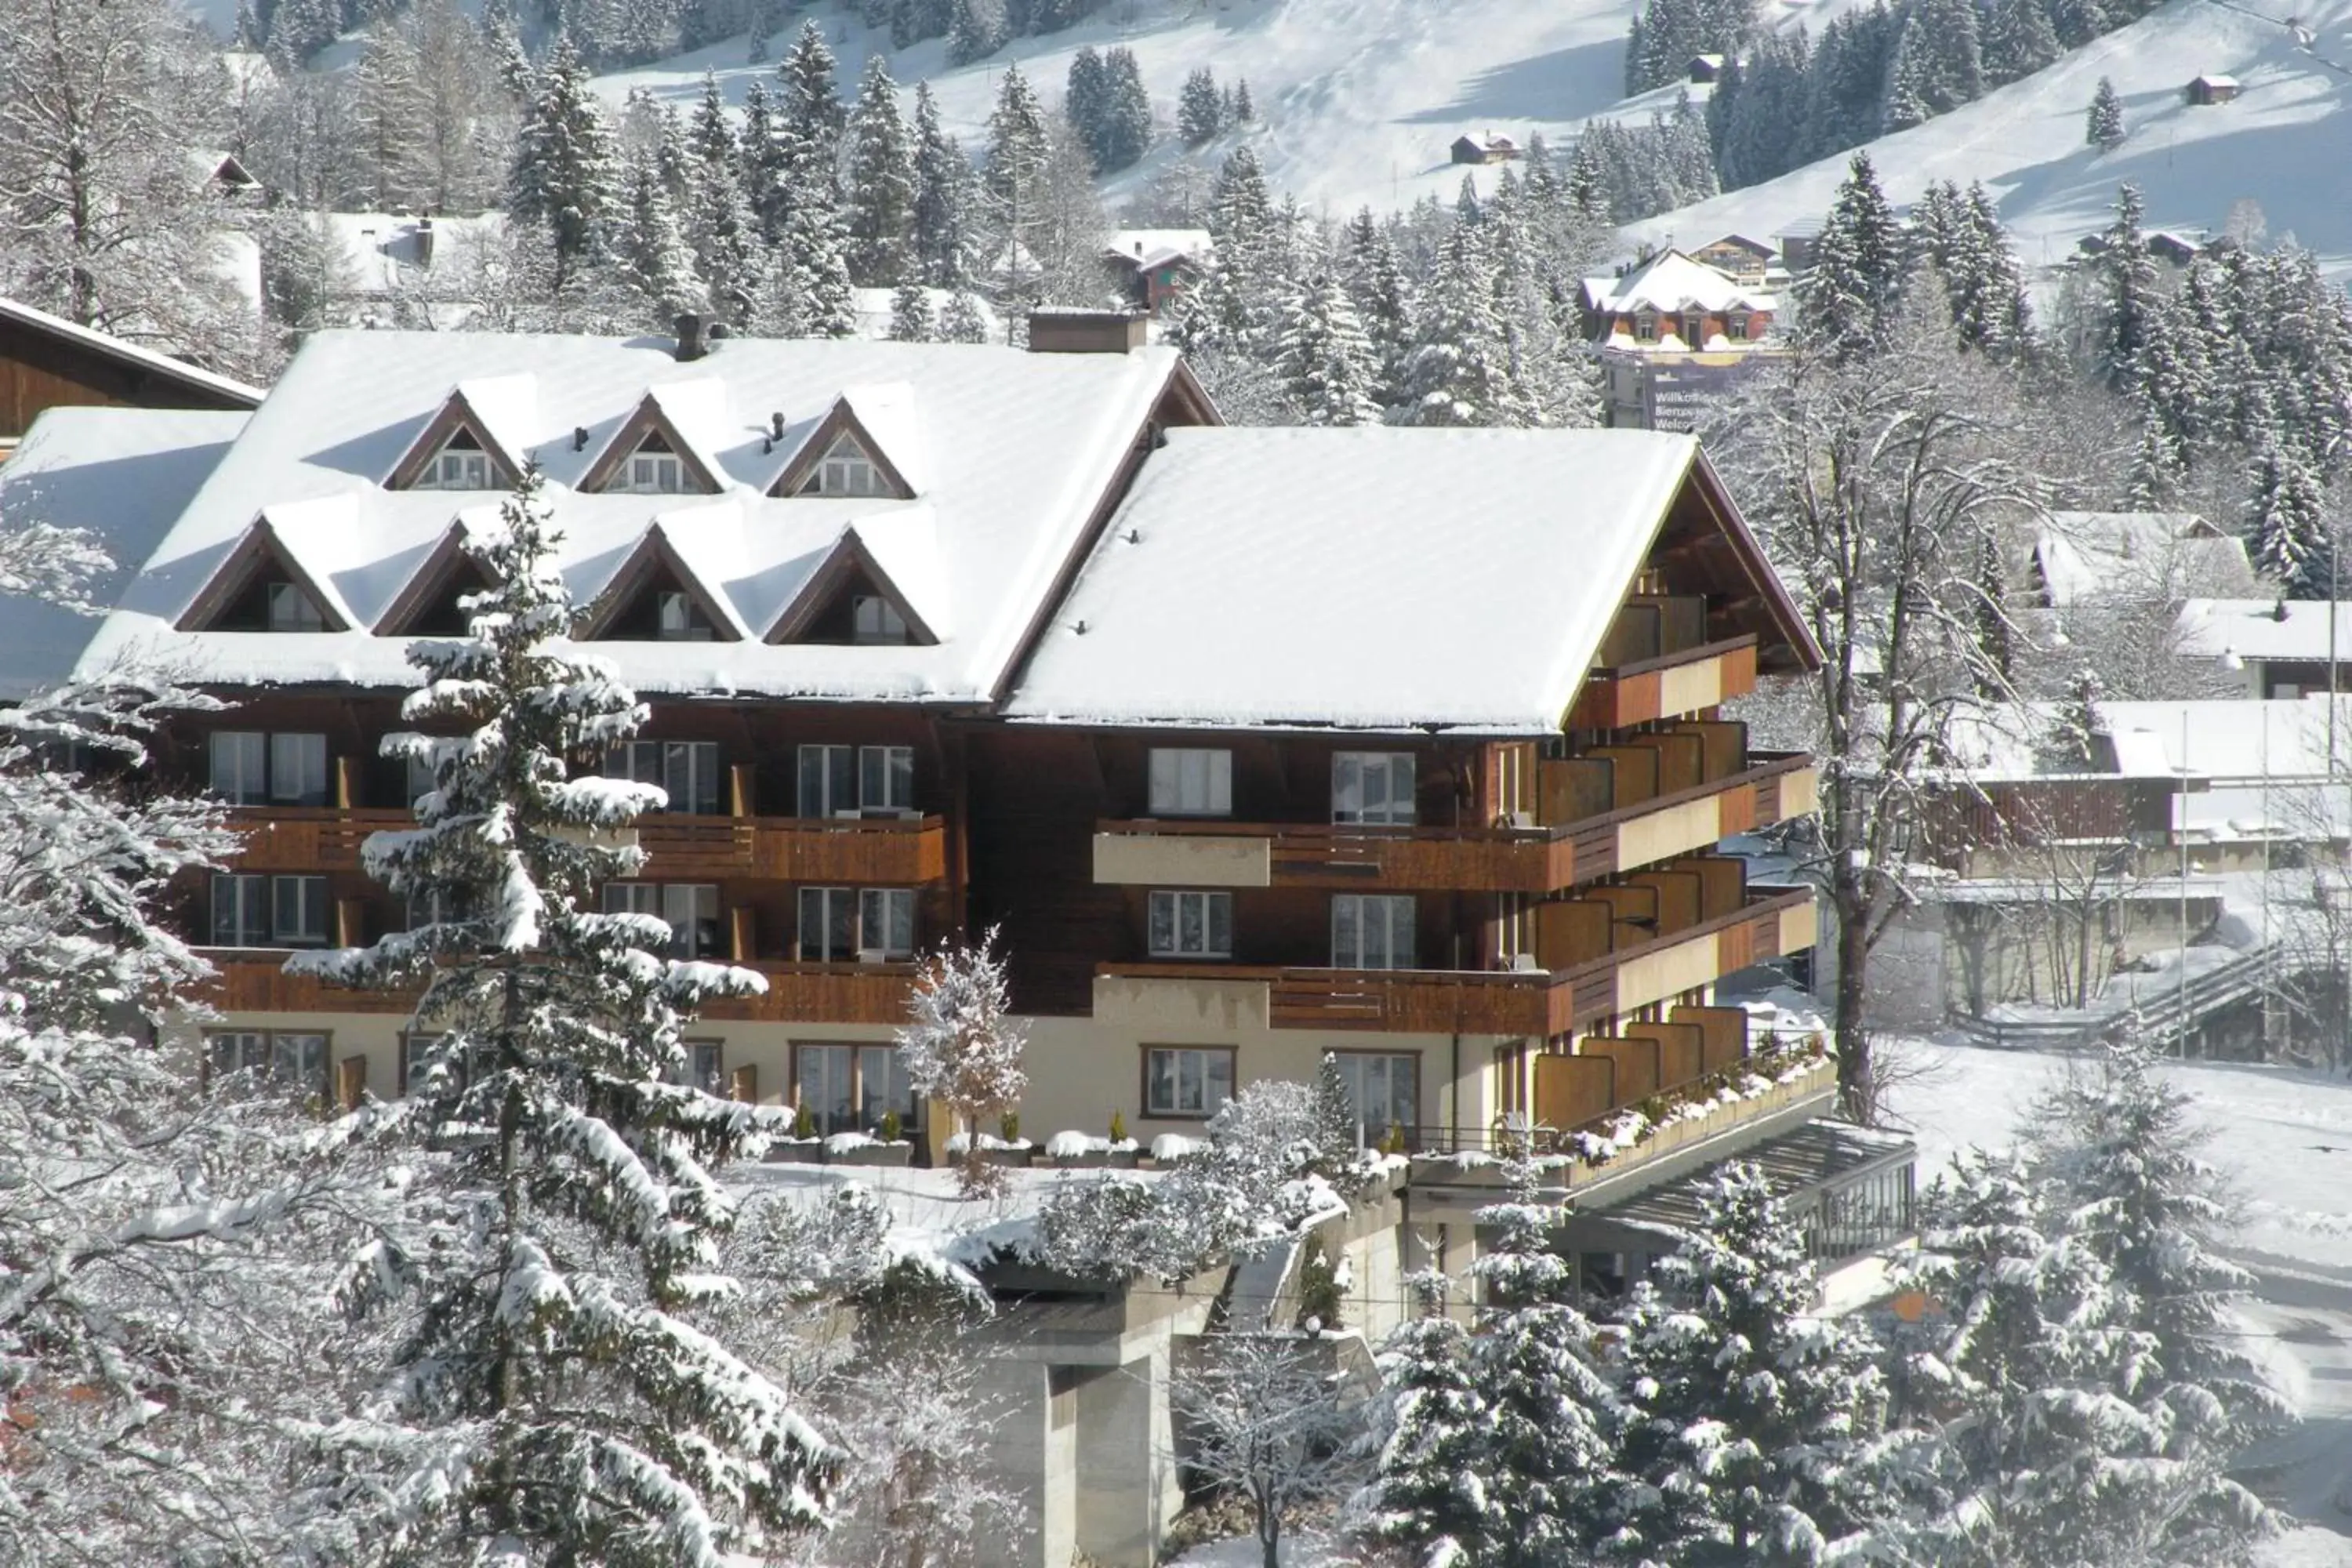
1094,888,1816,1037
191,949,918,1028
225,808,948,884
1089,755,1814,895
1566,634,1758,730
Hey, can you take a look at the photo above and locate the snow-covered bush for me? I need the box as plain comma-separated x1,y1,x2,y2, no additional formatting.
896,927,1028,1200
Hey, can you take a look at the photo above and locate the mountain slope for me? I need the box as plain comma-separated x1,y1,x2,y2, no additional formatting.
1633,0,2352,276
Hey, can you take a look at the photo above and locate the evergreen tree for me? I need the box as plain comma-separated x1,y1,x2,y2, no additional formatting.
1984,0,2060,83
844,55,916,286
2048,0,2111,46
349,17,430,211
2247,440,2333,597
1232,77,1255,123
1800,151,1904,359
946,0,1007,65
1096,47,1153,173
1065,45,1109,167
290,470,841,1560
1341,218,1417,413
739,80,790,241
912,82,975,287
1396,223,1516,426
2087,74,2126,150
887,280,935,340
685,74,760,321
2094,182,2161,390
617,147,707,321
940,287,992,343
1882,0,1983,132
1469,1155,1618,1566
1944,183,2032,357
1611,1163,1889,1565
777,19,846,184
1354,1271,1491,1568
508,38,617,289
1178,66,1223,147
982,62,1052,304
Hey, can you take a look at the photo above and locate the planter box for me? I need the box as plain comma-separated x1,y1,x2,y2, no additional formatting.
1047,1149,1111,1170
839,1142,915,1167
765,1142,825,1164
980,1147,1033,1169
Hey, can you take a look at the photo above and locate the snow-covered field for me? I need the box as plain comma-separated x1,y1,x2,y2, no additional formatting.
1886,1039,2352,1559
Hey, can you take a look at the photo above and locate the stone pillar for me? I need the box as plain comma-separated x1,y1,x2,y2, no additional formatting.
1074,1352,1178,1567
973,1358,1075,1568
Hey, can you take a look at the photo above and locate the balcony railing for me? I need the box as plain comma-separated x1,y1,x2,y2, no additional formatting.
1095,887,1815,1036
224,807,948,884
1567,634,1759,730
1091,755,1814,895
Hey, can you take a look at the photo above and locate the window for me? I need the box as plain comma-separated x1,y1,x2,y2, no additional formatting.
797,886,913,961
420,441,492,490
210,731,327,806
1726,313,1751,343
210,873,267,946
1148,749,1232,817
858,888,916,959
208,1029,330,1097
1145,1047,1234,1118
607,739,722,816
670,1040,724,1096
1331,894,1415,970
1149,890,1232,958
621,450,687,495
852,594,909,644
273,874,331,946
657,590,715,642
797,744,913,816
1633,310,1659,343
266,580,325,633
794,1043,918,1135
404,887,473,932
1328,1052,1418,1143
797,433,888,498
604,882,721,958
860,745,914,814
1332,752,1415,825
209,731,267,804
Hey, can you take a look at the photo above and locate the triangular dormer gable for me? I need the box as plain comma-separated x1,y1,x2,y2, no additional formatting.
175,517,352,633
384,383,527,492
580,394,723,497
578,526,743,643
764,528,938,647
768,398,916,500
374,522,503,636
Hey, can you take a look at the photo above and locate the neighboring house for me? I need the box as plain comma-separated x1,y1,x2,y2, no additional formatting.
1580,249,1784,430
0,296,262,458
1101,228,1214,317
305,210,507,328
2177,596,2352,699
2075,226,2209,267
0,314,1912,1564
2186,73,2241,105
1689,232,1784,289
1687,52,1727,82
1450,132,1523,165
1776,216,1825,272
2025,510,2256,608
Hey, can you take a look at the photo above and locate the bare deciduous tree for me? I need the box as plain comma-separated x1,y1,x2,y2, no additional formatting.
1174,1331,1363,1568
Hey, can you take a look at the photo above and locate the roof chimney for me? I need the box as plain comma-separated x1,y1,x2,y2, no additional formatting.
415,214,434,268
675,312,711,362
1026,308,1149,354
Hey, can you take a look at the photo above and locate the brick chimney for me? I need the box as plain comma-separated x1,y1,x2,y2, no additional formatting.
675,312,712,361
1026,308,1149,354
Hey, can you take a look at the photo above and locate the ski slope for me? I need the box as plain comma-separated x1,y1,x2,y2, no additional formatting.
1634,0,2352,277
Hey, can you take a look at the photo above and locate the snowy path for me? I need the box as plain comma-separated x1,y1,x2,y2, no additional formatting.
1886,1040,2352,1555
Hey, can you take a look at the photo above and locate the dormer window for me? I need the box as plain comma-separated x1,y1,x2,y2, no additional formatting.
658,590,716,642
618,433,689,495
417,429,494,490
1682,311,1705,345
798,433,889,498
1633,310,1659,343
267,581,325,633
1727,314,1751,343
851,594,909,645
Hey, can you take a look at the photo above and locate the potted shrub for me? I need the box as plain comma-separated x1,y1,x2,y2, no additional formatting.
767,1102,824,1163
1044,1129,1109,1168
1105,1109,1141,1168
833,1109,913,1167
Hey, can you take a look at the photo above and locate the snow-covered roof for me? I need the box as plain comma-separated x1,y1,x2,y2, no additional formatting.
1944,695,2352,785
0,296,265,410
2190,73,2241,88
0,407,248,699
2029,510,2256,606
1102,229,1214,271
1581,249,1775,316
314,212,506,296
2176,597,2352,664
1004,426,1722,734
53,330,1196,702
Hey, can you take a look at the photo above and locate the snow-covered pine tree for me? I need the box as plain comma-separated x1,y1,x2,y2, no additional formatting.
912,82,975,287
1880,0,1983,132
1095,47,1153,173
1276,273,1383,427
946,0,1007,65
738,79,792,242
887,280,936,341
1395,223,1517,426
897,928,1029,1199
509,38,617,289
349,15,431,212
1178,66,1223,148
1065,45,1111,171
1352,1269,1491,1568
776,19,847,189
1232,77,1255,124
682,76,762,323
2246,438,2332,597
1469,1152,1618,1566
844,55,916,287
981,63,1054,310
2087,75,2126,151
940,287,993,343
1944,183,2033,358
1800,151,1904,359
1341,216,1417,413
288,469,840,1562
1609,1162,1888,1566
1983,0,2060,84
2092,181,2162,391
618,146,709,321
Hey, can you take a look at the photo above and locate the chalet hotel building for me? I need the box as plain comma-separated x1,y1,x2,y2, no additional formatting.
3,311,1845,1170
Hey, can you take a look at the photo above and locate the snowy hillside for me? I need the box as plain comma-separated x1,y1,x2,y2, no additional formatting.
1634,0,2352,277
592,0,1660,219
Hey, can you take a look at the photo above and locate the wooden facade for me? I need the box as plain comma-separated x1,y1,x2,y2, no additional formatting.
0,299,260,446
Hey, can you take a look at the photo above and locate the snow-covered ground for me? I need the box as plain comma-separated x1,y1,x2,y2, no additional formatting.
1886,1039,2352,1559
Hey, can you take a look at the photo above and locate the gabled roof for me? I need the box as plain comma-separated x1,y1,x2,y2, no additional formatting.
383,378,532,489
0,296,265,411
1003,428,1810,734
2028,511,2256,608
2176,597,2352,665
579,523,748,643
55,329,1207,699
1102,229,1214,271
579,385,728,495
1581,250,1776,316
372,520,499,635
766,512,948,646
768,387,920,499
175,514,356,633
